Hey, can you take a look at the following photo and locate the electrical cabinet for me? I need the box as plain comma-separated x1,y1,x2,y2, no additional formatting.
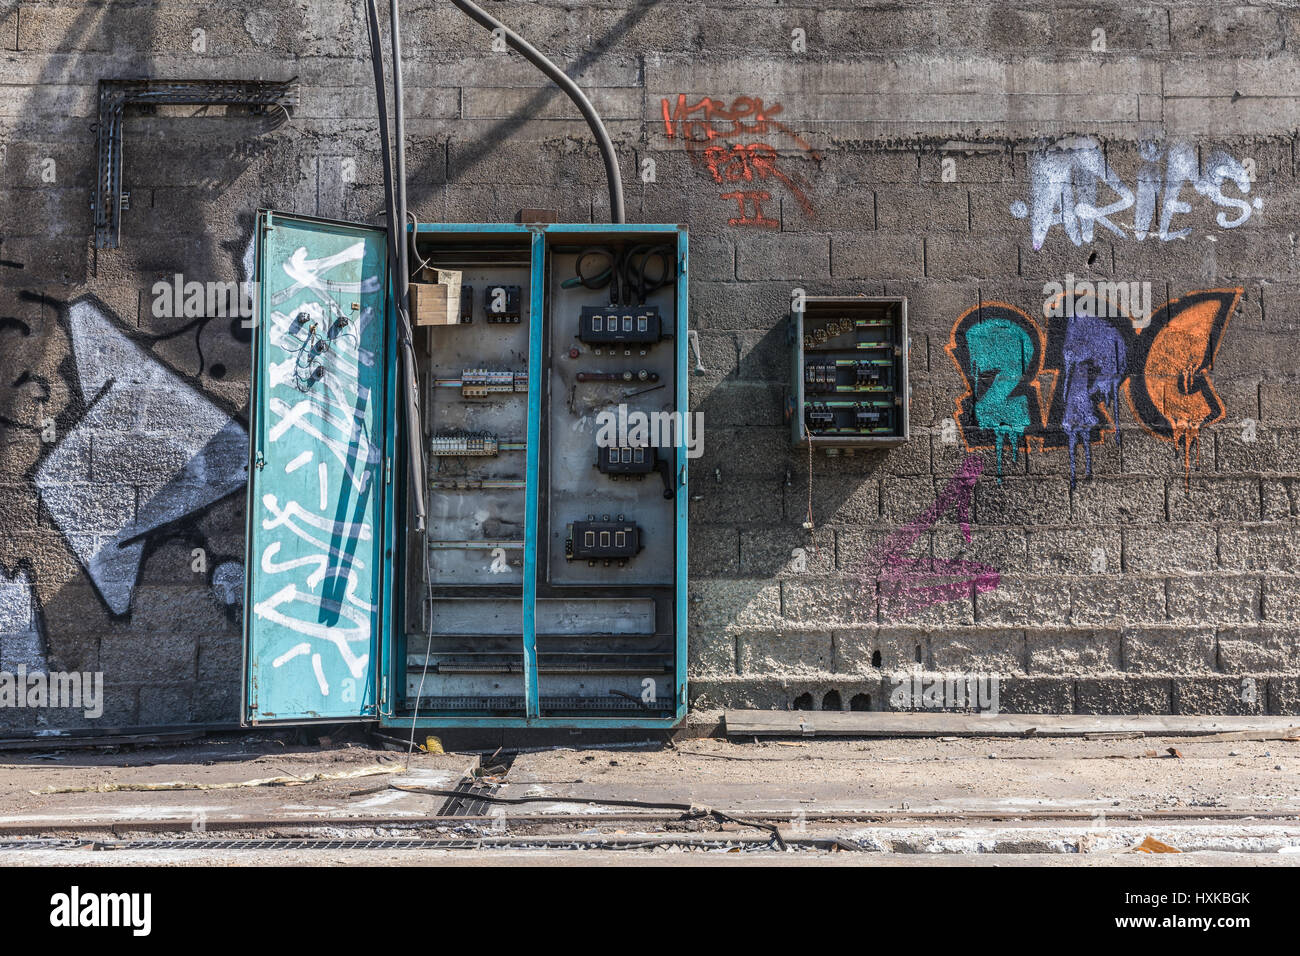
790,296,909,449
244,213,688,729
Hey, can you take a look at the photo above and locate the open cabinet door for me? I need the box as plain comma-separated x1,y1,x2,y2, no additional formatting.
243,211,391,723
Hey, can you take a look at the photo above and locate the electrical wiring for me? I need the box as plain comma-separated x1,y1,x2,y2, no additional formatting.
446,0,625,223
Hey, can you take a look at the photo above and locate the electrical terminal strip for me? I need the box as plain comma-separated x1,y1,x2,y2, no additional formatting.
458,369,528,398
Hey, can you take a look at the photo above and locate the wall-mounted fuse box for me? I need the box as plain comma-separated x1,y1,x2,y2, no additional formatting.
244,214,688,730
790,296,908,449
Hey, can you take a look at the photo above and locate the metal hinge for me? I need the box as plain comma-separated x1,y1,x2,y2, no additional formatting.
254,451,265,471
385,457,392,484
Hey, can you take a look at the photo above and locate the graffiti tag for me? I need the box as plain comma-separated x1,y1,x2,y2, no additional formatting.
1009,137,1261,249
660,94,821,228
947,289,1241,485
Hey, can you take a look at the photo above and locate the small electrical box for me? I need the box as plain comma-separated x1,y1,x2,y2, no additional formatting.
791,296,908,449
484,283,522,323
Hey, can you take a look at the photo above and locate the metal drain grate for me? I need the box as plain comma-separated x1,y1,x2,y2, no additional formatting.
95,839,483,851
0,839,92,851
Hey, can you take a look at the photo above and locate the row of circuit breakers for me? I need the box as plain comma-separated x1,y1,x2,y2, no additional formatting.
421,273,676,568
790,297,910,448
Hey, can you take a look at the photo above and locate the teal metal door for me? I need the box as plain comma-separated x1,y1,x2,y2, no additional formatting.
244,212,390,722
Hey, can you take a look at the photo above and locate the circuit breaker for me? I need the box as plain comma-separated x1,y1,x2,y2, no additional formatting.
790,296,909,449
244,217,688,730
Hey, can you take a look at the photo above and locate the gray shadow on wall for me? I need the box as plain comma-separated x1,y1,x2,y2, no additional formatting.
412,0,666,211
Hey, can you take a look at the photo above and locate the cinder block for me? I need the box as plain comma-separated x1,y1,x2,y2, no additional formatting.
1267,676,1300,713
1218,524,1300,571
1069,576,1167,626
696,427,791,479
1027,528,1120,575
880,582,974,627
783,473,880,527
1168,477,1260,522
688,280,793,332
689,236,735,282
100,623,197,683
1217,626,1297,672
137,684,194,726
737,630,832,675
1166,575,1260,625
736,327,790,382
933,525,1029,574
691,381,785,428
1262,479,1300,520
929,629,1025,673
976,575,1071,627
1261,383,1300,421
1171,6,1285,54
739,525,834,578
875,184,969,234
832,627,923,673
1218,426,1300,473
921,146,1015,185
1076,677,1173,714
976,476,1072,525
1026,629,1121,675
688,478,782,527
996,676,1074,714
1071,476,1167,524
688,525,740,578
1122,627,1217,674
1263,576,1300,623
783,578,877,628
781,184,873,234
687,579,783,630
1123,524,1218,573
1174,677,1268,715
830,233,923,278
687,627,737,677
737,233,829,281
924,234,1019,280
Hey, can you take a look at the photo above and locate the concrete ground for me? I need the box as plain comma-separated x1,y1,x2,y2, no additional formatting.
0,732,1296,865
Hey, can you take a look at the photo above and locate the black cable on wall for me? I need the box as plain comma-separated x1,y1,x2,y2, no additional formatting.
447,0,627,223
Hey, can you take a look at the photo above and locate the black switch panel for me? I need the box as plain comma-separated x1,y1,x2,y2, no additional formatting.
484,284,521,323
577,305,662,346
596,444,657,475
459,284,474,324
566,517,643,563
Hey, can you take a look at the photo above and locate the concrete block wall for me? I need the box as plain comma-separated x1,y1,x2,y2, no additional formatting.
2,0,1300,731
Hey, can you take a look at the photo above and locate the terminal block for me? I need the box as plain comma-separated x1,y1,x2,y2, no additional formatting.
565,515,644,566
855,361,888,389
431,431,500,456
805,362,837,393
854,404,889,430
578,305,663,352
484,284,521,323
805,403,835,431
461,369,528,399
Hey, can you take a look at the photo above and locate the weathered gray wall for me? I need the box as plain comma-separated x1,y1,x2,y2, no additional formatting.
2,0,1300,732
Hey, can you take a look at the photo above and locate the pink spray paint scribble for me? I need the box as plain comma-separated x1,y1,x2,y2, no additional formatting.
861,455,1000,618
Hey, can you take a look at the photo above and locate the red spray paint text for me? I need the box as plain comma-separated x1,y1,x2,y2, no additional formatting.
660,94,821,229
